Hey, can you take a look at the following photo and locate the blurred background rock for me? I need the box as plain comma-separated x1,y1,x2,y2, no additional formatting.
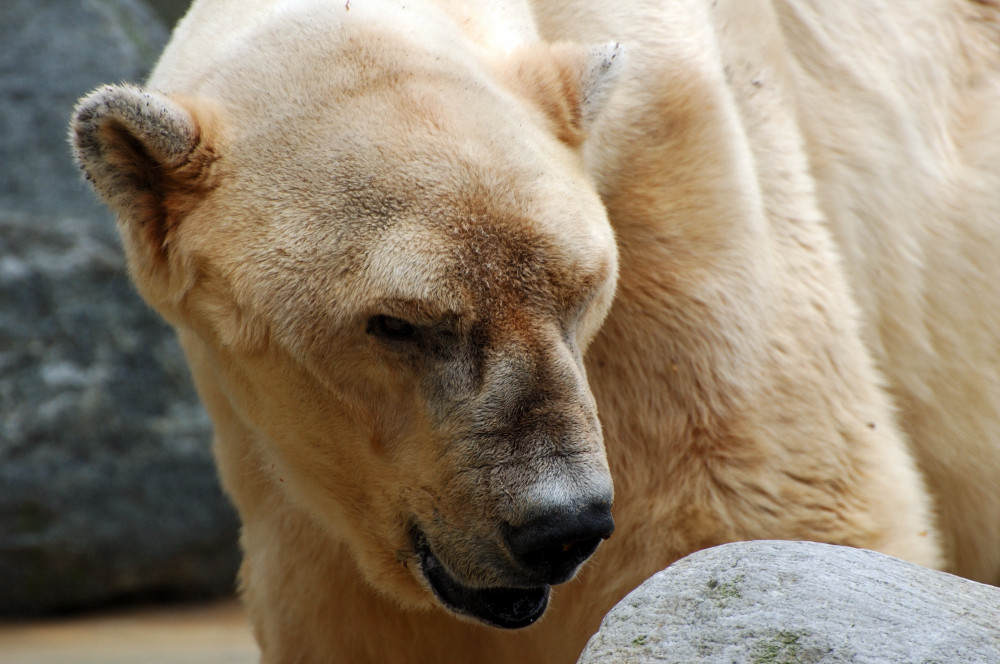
149,0,192,25
0,0,243,617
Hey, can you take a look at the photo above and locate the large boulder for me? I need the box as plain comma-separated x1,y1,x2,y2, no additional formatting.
577,540,1000,663
0,0,239,616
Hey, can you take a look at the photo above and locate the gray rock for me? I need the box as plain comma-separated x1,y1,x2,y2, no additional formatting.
146,0,193,27
1,0,166,222
0,0,240,616
577,541,1000,664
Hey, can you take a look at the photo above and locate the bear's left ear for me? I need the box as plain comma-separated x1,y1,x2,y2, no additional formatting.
496,41,625,146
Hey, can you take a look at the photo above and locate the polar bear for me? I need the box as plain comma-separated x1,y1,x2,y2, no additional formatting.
72,0,1000,662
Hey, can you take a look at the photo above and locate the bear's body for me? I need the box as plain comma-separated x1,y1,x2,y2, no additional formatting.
73,0,1000,662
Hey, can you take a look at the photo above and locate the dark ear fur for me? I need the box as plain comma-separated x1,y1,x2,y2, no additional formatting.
498,42,624,146
70,85,219,263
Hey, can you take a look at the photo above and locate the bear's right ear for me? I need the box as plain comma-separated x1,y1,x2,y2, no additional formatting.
496,42,625,147
70,85,220,276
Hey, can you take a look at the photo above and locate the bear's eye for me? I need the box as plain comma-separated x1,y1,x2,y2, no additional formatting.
366,315,418,343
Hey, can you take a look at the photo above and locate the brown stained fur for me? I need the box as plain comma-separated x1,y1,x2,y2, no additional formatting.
101,118,219,262
438,200,608,333
956,0,1000,69
497,43,590,146
110,122,218,262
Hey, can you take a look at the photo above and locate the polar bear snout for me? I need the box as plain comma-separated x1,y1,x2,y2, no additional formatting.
413,482,614,628
505,499,614,585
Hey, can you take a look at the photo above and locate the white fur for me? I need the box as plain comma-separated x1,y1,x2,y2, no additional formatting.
71,1,1000,662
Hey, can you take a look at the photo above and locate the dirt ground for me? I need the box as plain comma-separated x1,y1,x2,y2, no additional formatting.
0,599,258,664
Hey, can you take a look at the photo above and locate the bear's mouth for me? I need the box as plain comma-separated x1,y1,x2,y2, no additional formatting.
415,537,549,629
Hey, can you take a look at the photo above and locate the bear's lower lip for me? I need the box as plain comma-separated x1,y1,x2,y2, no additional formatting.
415,538,549,629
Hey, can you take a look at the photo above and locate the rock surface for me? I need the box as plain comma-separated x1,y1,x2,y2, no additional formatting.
577,540,1000,663
0,0,240,616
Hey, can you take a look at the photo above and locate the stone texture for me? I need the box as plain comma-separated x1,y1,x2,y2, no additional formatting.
0,0,240,616
577,540,1000,663
147,0,193,26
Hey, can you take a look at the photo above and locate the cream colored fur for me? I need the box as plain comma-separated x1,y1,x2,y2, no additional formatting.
71,0,1000,662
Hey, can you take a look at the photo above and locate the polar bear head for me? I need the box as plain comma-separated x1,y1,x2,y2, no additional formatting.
72,9,623,629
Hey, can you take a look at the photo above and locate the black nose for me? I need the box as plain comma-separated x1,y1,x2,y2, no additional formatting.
506,501,615,585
